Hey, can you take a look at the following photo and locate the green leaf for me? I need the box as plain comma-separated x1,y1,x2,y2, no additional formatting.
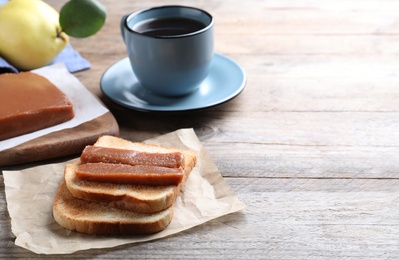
59,0,106,38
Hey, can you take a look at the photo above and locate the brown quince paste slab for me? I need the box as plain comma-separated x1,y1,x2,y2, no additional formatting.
0,72,74,141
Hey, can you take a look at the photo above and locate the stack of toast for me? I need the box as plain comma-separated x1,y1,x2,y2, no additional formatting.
53,135,197,235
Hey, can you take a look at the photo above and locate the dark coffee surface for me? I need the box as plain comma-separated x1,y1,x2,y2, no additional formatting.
135,17,206,37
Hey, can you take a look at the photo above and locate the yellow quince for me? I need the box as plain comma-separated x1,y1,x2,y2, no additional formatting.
0,0,69,71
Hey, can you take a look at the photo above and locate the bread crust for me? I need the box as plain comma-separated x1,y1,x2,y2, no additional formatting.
53,180,174,235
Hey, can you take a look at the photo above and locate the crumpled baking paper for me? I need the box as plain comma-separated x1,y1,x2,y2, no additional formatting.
0,63,109,152
3,128,246,254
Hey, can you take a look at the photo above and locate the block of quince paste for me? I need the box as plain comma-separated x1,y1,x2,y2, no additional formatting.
0,72,74,141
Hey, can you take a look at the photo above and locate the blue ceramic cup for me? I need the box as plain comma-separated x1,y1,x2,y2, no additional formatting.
121,6,214,97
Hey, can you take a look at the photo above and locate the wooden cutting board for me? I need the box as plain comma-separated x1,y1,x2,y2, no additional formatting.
0,112,119,167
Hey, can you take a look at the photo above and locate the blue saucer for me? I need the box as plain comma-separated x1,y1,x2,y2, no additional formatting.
100,53,246,112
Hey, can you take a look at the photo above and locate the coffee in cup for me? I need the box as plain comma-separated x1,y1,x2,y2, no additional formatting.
120,5,214,97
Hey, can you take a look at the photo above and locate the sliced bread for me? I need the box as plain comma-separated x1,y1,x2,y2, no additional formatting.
53,179,174,235
64,135,197,214
53,135,197,234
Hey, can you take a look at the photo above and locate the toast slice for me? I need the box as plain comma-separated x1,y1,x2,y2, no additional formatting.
53,179,174,235
64,135,197,214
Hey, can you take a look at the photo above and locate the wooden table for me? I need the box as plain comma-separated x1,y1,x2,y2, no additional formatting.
1,0,399,258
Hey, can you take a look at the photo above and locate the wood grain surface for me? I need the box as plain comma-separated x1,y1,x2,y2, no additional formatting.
1,0,399,259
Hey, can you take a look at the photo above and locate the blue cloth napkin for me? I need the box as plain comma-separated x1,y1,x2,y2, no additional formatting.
0,0,91,73
0,44,91,74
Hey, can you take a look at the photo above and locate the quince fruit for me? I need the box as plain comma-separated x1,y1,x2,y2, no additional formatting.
0,0,69,71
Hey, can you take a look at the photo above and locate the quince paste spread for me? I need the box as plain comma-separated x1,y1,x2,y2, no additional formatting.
78,145,185,185
76,163,184,186
0,72,74,141
80,145,185,169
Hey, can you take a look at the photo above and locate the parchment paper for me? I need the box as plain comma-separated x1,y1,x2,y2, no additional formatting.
3,128,246,254
0,63,109,152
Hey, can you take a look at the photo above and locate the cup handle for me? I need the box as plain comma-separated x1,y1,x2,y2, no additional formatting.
120,14,129,43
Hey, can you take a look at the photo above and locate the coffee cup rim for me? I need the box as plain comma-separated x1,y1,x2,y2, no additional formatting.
123,5,214,39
